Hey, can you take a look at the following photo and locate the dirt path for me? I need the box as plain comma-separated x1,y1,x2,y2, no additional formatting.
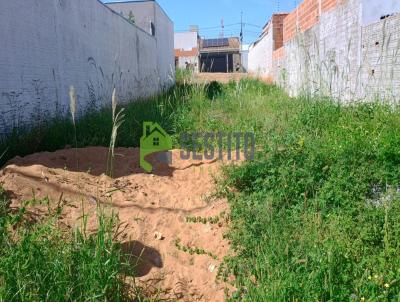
0,147,233,301
194,72,248,84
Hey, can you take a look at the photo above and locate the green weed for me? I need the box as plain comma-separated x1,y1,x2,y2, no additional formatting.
221,99,400,301
174,238,218,260
0,195,140,302
1,76,400,301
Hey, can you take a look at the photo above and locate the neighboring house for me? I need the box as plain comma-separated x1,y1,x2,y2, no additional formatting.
200,37,242,73
105,0,175,87
174,31,200,72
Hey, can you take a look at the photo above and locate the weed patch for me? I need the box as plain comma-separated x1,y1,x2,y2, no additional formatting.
221,99,400,301
0,196,141,301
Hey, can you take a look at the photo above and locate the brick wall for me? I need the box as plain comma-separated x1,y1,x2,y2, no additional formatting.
298,0,319,32
272,47,285,60
272,14,288,50
283,9,297,43
283,0,340,44
322,0,337,13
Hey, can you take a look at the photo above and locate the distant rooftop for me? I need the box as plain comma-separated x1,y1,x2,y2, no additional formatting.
200,37,240,50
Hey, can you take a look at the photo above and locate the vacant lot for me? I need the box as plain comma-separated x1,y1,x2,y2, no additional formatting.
1,75,400,301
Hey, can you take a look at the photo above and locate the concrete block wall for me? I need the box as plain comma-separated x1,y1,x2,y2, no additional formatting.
154,3,175,85
271,0,400,102
248,14,287,78
0,0,174,135
248,25,274,76
360,14,400,101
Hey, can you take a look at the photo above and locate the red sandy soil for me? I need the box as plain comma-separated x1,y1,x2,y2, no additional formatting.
0,147,236,301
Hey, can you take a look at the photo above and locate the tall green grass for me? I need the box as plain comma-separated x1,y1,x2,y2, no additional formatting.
219,99,400,301
0,197,140,301
1,76,400,301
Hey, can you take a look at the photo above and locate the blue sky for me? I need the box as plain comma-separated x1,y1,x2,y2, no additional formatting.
105,0,299,44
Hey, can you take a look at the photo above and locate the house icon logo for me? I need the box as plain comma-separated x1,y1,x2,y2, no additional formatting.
140,122,173,172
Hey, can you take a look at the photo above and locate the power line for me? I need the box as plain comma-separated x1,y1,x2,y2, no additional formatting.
175,22,264,32
244,23,263,29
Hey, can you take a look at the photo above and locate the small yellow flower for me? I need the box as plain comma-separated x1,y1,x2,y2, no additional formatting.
368,276,372,280
384,283,390,288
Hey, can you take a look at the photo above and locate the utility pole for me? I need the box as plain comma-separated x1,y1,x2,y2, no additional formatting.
240,11,244,73
220,18,224,38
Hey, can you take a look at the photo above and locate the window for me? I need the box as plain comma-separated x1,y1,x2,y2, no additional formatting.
153,137,160,146
151,22,155,36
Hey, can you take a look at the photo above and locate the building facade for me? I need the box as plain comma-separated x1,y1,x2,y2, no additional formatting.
200,38,242,73
105,0,175,88
174,31,200,71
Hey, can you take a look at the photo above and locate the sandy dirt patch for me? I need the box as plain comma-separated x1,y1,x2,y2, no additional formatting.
0,147,235,301
193,72,273,85
194,73,248,84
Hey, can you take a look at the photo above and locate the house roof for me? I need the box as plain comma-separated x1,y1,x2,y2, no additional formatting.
200,37,240,49
174,48,199,57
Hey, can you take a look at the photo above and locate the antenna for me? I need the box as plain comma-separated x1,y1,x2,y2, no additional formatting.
220,18,224,38
240,11,243,45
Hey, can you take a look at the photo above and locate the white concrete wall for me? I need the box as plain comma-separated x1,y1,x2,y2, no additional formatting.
274,0,400,103
248,24,274,76
105,1,155,34
0,0,173,135
106,1,175,88
360,13,400,101
176,57,199,70
174,32,198,51
154,3,175,86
